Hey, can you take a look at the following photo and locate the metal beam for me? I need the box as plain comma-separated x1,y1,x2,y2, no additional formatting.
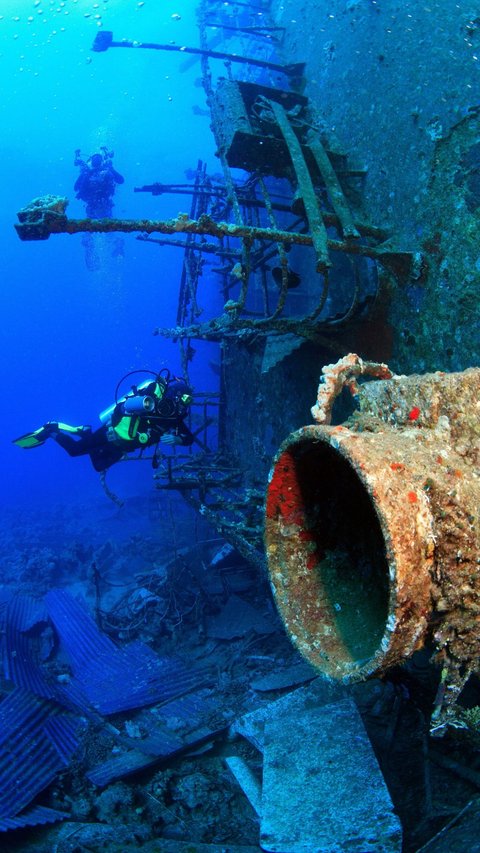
14,200,419,281
91,30,304,80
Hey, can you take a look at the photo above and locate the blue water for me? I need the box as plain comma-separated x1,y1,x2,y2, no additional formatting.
1,1,216,509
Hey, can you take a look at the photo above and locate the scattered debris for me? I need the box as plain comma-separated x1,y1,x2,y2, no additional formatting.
45,588,212,715
260,698,401,852
205,593,278,640
225,756,263,817
229,685,401,852
250,660,318,692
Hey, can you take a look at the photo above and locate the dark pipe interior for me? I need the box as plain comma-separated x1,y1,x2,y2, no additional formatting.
290,440,390,664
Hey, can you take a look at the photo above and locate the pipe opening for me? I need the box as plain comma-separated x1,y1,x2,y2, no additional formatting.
267,440,391,676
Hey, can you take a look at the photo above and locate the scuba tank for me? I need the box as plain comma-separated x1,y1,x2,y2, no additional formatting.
99,381,155,424
99,373,165,425
98,368,191,425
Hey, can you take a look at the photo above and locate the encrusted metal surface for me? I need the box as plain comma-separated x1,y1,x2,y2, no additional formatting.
265,363,480,701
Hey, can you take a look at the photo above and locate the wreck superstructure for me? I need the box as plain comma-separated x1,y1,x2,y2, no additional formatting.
13,0,479,669
9,2,480,849
15,0,421,566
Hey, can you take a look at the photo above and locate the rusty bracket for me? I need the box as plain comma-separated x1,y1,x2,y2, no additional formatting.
263,97,331,272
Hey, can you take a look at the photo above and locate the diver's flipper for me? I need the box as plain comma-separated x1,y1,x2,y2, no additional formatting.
12,423,57,449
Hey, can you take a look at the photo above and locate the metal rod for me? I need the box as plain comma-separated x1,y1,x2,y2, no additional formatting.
257,175,290,319
92,31,304,78
134,184,387,239
14,208,407,269
137,234,241,258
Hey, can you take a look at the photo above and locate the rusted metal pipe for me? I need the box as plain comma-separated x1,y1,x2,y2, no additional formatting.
91,30,305,79
14,197,417,282
265,360,480,710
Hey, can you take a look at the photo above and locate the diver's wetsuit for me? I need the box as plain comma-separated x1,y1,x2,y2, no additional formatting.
54,425,123,472
74,160,124,218
54,415,194,473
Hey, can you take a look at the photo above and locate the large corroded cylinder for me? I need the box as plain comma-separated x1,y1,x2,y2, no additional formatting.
265,367,480,692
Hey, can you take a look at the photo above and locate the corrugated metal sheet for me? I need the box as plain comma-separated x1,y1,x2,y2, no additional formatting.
46,589,212,715
87,748,173,788
0,805,70,833
11,593,48,632
0,688,80,821
0,589,12,613
155,691,218,723
44,713,84,764
3,594,57,700
45,588,117,668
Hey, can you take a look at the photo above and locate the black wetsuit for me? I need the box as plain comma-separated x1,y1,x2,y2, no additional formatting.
74,162,124,218
54,410,194,473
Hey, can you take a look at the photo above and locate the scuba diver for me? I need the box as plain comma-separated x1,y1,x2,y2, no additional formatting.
74,146,124,218
13,370,194,473
74,146,125,271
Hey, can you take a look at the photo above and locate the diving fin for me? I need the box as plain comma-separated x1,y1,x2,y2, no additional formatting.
13,423,56,449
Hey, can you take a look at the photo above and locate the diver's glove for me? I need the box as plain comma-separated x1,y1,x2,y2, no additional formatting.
160,433,183,446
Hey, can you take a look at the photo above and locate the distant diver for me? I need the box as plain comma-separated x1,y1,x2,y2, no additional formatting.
73,146,125,271
74,146,124,218
13,370,194,473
